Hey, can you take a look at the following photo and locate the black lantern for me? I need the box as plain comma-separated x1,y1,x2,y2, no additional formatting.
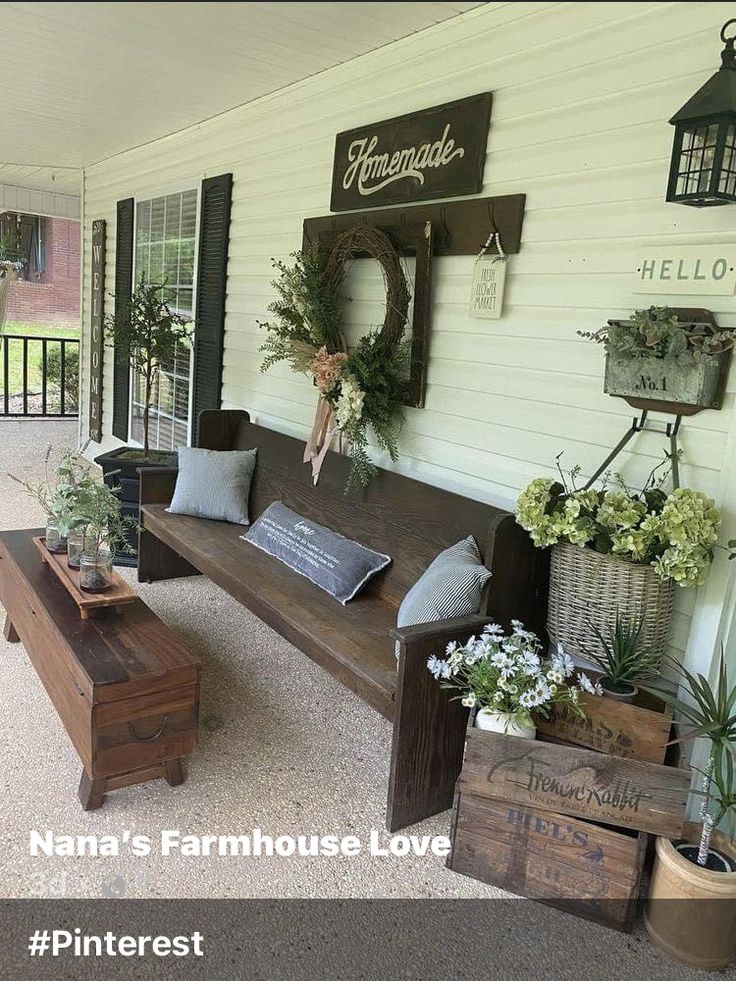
667,19,736,207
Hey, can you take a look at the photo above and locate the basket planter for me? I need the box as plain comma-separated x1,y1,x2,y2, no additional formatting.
547,542,675,666
604,350,725,409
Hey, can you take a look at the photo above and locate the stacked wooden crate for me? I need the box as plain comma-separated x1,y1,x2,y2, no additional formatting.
448,692,691,932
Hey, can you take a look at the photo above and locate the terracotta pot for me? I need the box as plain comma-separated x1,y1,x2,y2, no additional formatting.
644,821,736,971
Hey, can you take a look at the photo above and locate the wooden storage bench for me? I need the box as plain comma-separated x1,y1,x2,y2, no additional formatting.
137,409,549,831
0,529,200,810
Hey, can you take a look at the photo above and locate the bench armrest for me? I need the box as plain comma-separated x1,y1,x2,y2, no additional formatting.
391,614,490,648
386,613,490,832
138,466,179,506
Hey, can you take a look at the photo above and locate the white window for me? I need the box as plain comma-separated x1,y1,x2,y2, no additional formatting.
130,187,198,451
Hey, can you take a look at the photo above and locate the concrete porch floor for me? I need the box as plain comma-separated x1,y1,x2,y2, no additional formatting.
0,418,726,978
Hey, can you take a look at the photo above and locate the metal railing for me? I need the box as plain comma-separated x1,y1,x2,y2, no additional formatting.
0,334,80,418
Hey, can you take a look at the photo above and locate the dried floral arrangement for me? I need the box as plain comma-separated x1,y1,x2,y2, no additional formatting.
258,228,412,491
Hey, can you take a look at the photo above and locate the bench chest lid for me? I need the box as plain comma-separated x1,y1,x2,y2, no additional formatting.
0,529,199,705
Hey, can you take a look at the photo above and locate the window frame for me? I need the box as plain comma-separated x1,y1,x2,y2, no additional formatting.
128,180,201,451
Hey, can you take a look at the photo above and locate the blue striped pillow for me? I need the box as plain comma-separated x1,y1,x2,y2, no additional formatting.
168,447,257,525
395,537,491,656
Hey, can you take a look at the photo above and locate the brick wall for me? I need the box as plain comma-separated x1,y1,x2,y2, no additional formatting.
5,218,80,326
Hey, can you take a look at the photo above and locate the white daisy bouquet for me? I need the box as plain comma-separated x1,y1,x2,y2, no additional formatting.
427,621,602,730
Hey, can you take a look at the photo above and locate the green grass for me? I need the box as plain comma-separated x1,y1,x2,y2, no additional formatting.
1,322,80,400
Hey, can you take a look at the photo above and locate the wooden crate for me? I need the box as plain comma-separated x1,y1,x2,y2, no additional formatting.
536,688,673,764
448,791,648,932
459,728,689,837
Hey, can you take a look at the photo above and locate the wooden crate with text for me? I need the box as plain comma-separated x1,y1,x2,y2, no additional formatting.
535,687,674,764
448,793,648,932
447,728,690,932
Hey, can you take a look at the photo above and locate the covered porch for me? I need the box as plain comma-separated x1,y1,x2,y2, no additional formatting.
1,2,736,976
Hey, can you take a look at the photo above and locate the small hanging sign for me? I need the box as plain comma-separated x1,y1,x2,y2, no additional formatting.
469,231,506,319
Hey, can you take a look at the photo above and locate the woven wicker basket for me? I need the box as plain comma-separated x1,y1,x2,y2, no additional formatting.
547,542,675,665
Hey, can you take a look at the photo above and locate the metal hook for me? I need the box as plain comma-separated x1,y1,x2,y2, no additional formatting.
487,201,497,234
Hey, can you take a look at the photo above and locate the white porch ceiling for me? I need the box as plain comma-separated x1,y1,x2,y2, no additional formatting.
0,1,484,175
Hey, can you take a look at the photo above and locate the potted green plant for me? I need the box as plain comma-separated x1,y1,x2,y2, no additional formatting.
426,621,601,739
96,278,192,563
644,657,736,970
76,480,138,592
579,305,733,409
8,447,92,555
583,610,660,702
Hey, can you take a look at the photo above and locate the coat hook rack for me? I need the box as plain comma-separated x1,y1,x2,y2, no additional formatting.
584,410,683,490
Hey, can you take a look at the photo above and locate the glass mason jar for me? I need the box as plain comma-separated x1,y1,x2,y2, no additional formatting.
66,527,86,569
79,548,114,593
45,520,68,554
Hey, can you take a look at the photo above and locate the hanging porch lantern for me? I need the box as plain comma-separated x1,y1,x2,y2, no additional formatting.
666,19,736,207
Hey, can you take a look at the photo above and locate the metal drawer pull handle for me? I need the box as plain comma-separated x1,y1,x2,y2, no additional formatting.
128,715,169,742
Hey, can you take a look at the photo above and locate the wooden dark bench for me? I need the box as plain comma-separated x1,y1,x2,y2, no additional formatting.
138,409,548,830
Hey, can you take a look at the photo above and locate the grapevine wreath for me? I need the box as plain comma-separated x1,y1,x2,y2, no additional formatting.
259,226,413,490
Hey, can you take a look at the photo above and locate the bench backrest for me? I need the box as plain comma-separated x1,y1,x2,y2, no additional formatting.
197,410,547,626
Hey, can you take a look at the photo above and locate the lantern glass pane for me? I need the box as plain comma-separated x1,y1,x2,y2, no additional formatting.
718,123,736,198
674,123,720,199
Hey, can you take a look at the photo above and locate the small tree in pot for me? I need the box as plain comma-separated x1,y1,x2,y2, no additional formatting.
103,278,193,460
98,279,193,565
644,657,736,970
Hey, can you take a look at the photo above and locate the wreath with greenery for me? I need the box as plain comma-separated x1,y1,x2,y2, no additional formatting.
258,226,412,490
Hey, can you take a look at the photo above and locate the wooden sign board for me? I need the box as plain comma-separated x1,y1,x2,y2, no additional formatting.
88,219,106,442
535,690,673,764
459,729,689,838
469,255,507,319
634,248,736,295
449,793,647,932
330,93,492,211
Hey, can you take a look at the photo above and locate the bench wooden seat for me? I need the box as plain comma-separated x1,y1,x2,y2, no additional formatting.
142,504,399,717
138,409,548,830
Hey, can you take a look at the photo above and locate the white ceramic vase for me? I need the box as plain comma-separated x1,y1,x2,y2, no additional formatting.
474,707,536,740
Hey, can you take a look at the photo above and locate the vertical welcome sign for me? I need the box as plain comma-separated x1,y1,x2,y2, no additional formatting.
88,220,106,442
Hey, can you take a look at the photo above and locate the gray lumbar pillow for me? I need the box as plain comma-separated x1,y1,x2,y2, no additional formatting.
242,501,391,605
395,536,492,656
168,447,257,525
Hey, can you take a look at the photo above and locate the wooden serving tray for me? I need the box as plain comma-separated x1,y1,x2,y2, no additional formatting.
33,536,137,619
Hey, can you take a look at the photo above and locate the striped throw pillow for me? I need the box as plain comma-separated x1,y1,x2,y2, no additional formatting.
168,447,257,525
395,537,491,657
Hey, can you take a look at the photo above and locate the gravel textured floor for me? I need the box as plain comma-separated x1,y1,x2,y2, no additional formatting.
0,418,730,978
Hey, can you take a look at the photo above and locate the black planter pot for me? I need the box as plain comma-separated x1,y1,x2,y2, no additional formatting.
94,446,178,566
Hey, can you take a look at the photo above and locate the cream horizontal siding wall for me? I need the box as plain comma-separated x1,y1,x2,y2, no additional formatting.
80,0,736,670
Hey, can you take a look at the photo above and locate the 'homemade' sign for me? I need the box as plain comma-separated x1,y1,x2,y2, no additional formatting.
634,248,736,295
88,219,106,443
459,729,689,837
330,93,492,211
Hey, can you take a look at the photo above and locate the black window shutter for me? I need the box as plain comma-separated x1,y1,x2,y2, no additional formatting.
191,173,233,442
112,198,134,441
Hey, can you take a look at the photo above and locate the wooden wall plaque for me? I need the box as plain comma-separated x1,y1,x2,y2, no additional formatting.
88,219,106,442
331,93,492,211
459,729,689,838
